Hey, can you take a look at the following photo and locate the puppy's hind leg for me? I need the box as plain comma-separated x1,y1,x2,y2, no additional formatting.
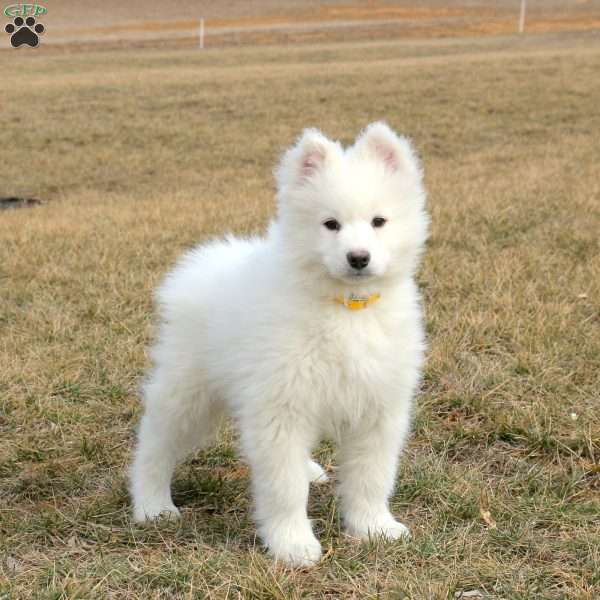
307,459,328,484
130,366,224,523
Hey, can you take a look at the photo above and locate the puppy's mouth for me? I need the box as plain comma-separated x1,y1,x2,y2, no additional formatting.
343,269,374,281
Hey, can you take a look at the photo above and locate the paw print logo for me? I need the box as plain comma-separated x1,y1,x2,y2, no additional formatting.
5,16,45,47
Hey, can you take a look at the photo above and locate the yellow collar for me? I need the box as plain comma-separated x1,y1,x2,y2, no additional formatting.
335,293,381,311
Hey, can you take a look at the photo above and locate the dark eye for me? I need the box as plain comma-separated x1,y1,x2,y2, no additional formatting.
372,217,387,228
323,219,341,232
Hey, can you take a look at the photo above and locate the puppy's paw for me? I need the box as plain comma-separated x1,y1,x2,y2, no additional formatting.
307,460,328,484
265,524,322,567
133,501,181,523
344,512,410,541
373,519,410,540
271,536,323,568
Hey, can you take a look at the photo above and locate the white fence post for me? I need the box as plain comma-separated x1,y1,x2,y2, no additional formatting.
199,18,204,49
519,0,526,34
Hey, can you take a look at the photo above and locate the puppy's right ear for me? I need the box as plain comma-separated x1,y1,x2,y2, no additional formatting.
276,129,337,189
354,121,422,180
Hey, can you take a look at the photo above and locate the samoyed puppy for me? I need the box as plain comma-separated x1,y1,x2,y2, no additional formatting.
130,122,428,567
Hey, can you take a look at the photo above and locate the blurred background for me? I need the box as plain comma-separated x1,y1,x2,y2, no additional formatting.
36,0,600,48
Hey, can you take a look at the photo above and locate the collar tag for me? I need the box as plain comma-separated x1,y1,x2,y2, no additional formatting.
335,293,381,311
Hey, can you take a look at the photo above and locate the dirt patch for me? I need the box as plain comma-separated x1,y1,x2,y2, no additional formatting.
0,197,45,210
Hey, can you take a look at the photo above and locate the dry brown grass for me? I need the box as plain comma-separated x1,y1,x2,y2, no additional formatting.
1,30,600,599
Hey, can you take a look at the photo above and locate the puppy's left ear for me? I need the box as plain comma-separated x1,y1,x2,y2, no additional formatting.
276,128,339,191
354,121,422,179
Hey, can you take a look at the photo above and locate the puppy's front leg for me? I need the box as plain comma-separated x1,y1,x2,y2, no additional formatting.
242,418,321,567
337,415,411,541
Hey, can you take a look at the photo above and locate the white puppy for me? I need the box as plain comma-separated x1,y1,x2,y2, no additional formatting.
130,122,428,567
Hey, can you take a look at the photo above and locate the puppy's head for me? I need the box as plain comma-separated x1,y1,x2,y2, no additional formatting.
275,122,428,286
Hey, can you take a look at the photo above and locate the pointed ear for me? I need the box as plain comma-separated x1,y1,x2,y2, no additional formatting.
354,121,421,178
276,128,337,189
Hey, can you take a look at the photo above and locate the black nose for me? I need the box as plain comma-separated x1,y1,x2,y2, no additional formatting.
347,250,371,270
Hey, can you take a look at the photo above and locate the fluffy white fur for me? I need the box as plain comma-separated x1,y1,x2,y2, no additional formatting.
130,122,429,567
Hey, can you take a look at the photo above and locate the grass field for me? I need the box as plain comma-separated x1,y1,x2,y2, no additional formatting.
1,29,600,599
